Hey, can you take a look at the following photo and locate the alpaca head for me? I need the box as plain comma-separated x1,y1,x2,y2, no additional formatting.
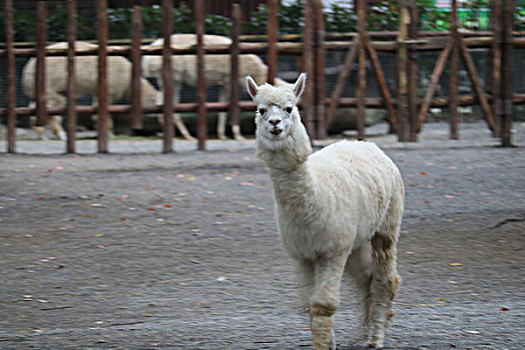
246,73,311,168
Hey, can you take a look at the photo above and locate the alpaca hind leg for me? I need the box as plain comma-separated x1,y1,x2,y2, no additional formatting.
367,233,401,348
310,254,348,350
345,244,373,339
367,187,403,348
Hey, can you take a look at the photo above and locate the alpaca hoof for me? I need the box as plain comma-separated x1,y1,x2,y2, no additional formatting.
184,136,197,142
234,135,246,141
218,135,228,141
329,329,337,350
366,340,384,349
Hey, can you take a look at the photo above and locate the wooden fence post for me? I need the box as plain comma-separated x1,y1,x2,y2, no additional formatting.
313,0,326,139
35,2,47,128
449,0,459,140
500,0,515,147
162,0,174,153
130,6,143,132
490,0,502,137
96,0,109,153
229,4,241,137
66,0,77,153
397,0,410,142
356,0,367,141
266,0,278,84
407,2,419,142
4,0,16,153
196,0,207,150
302,0,316,138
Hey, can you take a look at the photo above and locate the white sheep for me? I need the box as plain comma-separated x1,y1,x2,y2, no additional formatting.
142,33,287,141
246,73,404,349
22,41,160,140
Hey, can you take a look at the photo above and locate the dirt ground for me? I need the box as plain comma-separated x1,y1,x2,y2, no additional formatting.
0,122,524,349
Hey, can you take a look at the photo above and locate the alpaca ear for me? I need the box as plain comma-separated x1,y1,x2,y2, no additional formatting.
246,76,259,100
293,73,307,101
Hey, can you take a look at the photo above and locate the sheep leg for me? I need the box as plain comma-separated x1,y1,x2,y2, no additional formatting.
310,254,348,350
31,94,68,140
345,244,373,340
217,87,228,140
222,84,245,141
49,116,66,141
92,96,115,139
172,82,196,142
28,102,46,140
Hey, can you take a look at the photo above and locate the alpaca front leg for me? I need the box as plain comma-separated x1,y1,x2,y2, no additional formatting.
310,254,348,350
345,244,373,340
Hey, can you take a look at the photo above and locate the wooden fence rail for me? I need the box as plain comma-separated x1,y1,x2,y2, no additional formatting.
1,0,521,154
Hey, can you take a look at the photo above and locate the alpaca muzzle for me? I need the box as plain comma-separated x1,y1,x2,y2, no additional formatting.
270,127,283,135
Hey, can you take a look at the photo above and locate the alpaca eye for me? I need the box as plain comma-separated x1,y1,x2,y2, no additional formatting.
285,107,293,114
258,108,266,115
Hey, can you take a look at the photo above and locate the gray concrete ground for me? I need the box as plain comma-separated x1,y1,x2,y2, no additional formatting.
0,122,524,349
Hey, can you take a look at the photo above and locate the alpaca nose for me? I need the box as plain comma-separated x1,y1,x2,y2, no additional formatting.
269,118,281,126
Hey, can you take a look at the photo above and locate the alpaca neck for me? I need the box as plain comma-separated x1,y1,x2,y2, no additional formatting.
258,120,314,205
269,161,316,208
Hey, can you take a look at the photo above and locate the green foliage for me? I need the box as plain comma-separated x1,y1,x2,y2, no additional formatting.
0,10,35,42
243,0,303,35
367,2,399,31
243,0,461,34
277,0,304,34
325,4,357,33
172,3,195,34
205,14,231,36
243,4,268,35
516,7,525,31
2,1,521,44
0,4,230,43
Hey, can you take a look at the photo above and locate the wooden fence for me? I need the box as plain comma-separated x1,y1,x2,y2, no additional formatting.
1,0,522,153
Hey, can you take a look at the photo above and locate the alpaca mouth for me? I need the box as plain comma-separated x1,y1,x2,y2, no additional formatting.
270,128,283,136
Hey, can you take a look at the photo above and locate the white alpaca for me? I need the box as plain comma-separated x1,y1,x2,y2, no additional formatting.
22,41,160,140
246,73,404,349
142,34,287,141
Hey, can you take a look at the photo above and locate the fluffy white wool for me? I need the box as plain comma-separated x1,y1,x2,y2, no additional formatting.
247,73,404,350
273,140,401,260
